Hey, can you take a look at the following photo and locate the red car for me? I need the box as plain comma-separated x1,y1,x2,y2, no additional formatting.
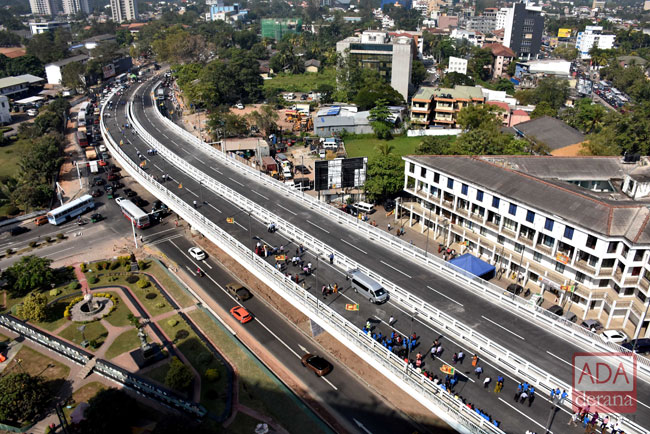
107,173,120,181
230,306,253,324
98,159,108,166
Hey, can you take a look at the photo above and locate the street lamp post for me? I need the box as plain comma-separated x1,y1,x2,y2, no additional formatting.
406,309,418,363
425,206,432,256
633,300,650,353
545,395,561,433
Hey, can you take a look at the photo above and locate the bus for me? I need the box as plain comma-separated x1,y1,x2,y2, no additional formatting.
116,198,150,228
47,194,95,225
77,130,88,147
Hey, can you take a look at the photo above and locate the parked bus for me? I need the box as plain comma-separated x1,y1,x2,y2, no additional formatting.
116,198,150,228
77,130,88,147
47,194,95,225
77,110,87,127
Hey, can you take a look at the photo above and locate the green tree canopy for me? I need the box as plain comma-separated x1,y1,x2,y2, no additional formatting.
442,71,475,87
165,357,194,391
17,292,48,322
208,110,249,138
364,152,404,203
248,104,278,137
2,255,55,297
530,101,557,119
369,99,394,140
0,373,49,424
415,135,456,155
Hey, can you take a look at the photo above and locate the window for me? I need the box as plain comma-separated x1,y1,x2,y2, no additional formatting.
492,196,500,208
503,217,517,231
575,272,586,283
461,183,468,195
542,234,555,248
476,190,484,202
526,210,535,223
434,172,440,183
447,178,454,189
514,243,523,253
564,226,574,240
421,167,427,177
497,235,505,245
607,241,618,254
599,279,609,287
409,163,414,173
601,258,615,269
586,235,597,249
508,203,517,216
430,185,438,195
533,251,542,262
545,218,554,231
480,226,487,236
638,291,647,303
555,262,565,273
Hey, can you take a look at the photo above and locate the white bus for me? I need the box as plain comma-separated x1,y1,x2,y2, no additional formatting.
116,198,150,228
47,194,95,225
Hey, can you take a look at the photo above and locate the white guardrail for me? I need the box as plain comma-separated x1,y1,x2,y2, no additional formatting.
101,92,502,433
148,83,650,377
136,86,646,434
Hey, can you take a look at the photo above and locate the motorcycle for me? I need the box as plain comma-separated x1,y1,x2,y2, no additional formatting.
196,268,204,277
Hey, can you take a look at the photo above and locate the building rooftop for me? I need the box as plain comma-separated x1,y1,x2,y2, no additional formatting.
0,47,26,58
0,74,44,89
46,54,90,68
484,42,515,58
486,101,510,112
412,86,438,101
513,116,585,151
405,155,650,242
434,85,484,100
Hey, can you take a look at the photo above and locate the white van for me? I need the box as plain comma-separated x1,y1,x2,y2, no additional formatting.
346,269,388,304
354,202,374,214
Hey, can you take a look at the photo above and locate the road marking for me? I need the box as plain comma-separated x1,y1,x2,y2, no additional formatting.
235,221,247,231
277,204,297,216
185,265,196,276
307,220,330,234
380,261,412,279
321,377,338,390
426,285,464,307
353,418,372,434
180,148,190,154
298,344,308,353
340,239,367,254
154,164,162,171
207,203,222,213
147,234,183,246
228,177,244,187
53,246,76,255
251,190,269,200
185,188,199,198
498,398,549,432
202,261,213,270
481,315,525,340
210,167,223,175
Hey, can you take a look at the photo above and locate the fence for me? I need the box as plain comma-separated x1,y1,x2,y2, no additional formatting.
147,82,650,380
101,88,506,434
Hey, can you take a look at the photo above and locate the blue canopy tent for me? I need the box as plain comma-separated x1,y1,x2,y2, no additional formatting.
448,254,496,280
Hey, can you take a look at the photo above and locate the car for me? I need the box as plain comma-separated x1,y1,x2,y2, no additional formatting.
133,197,148,207
548,305,564,316
188,247,206,260
301,354,333,377
34,215,48,226
506,283,523,295
111,181,123,189
93,177,105,186
294,165,310,174
226,282,252,301
622,338,650,354
230,306,253,324
115,197,125,205
300,94,308,101
107,173,120,181
98,144,107,153
10,226,29,236
91,190,103,197
90,213,103,223
234,103,244,110
98,159,108,167
123,189,137,197
109,166,121,173
383,199,396,212
601,330,628,344
26,108,38,117
101,152,110,160
580,319,603,332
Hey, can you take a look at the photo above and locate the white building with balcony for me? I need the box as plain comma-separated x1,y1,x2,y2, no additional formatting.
576,26,616,59
399,155,650,338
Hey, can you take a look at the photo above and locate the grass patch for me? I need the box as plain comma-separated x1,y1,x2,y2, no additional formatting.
59,321,108,350
8,284,81,330
63,382,106,421
227,411,266,434
0,137,30,178
104,329,140,360
157,314,228,414
189,310,328,434
5,346,70,393
146,260,195,308
102,291,134,327
143,360,171,385
263,68,336,93
344,134,425,159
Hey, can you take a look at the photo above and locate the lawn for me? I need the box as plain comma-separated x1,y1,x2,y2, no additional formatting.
189,310,331,434
344,134,425,159
63,382,106,421
227,412,266,434
59,321,108,350
146,260,195,308
5,346,70,393
0,137,31,178
104,329,140,360
263,68,336,93
143,360,172,385
157,314,229,415
102,291,134,327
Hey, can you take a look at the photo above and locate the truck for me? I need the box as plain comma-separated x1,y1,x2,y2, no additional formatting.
261,156,278,173
85,148,97,160
156,87,165,101
77,130,89,147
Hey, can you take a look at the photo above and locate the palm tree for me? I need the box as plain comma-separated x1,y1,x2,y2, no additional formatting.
375,142,395,156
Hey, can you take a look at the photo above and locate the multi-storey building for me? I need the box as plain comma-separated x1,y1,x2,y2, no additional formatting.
502,1,544,59
409,85,484,127
446,56,467,75
576,26,616,59
110,0,138,23
399,155,650,337
62,0,89,15
29,0,60,15
28,21,71,35
336,30,414,101
495,7,510,30
466,8,498,34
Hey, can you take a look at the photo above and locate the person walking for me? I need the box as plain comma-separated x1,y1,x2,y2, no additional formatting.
387,223,392,231
528,387,535,407
519,391,528,404
568,411,580,426
471,354,479,367
457,351,464,364
514,383,522,402
329,252,334,264
474,366,483,379
483,377,491,388
452,352,458,364
389,315,395,326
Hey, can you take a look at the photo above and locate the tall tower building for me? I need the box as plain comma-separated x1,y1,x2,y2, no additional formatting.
502,1,544,59
62,0,89,15
29,0,61,15
110,0,138,23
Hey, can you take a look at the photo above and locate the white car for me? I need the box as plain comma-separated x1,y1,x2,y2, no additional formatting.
601,330,627,344
188,247,206,261
235,103,244,110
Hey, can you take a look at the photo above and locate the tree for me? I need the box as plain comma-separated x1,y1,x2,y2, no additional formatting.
369,99,393,140
531,101,557,119
353,82,404,111
1,255,55,297
456,104,502,131
165,357,194,391
364,154,404,203
553,45,578,61
468,47,493,81
26,31,68,64
248,105,278,137
17,292,48,322
415,136,455,155
411,60,427,88
0,373,49,424
208,111,248,138
75,389,137,434
442,71,475,87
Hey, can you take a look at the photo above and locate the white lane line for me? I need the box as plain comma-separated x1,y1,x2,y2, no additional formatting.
341,239,367,254
426,285,464,307
210,167,224,175
185,188,199,198
321,377,338,390
498,398,549,432
380,260,412,279
185,265,196,276
146,227,180,237
307,220,330,234
277,204,297,216
180,148,190,154
147,234,183,247
228,177,245,187
53,246,76,255
207,203,222,213
251,190,269,200
201,260,213,270
481,315,525,341
235,221,247,231
154,164,162,171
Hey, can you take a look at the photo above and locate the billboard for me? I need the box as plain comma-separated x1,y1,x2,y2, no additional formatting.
558,28,572,38
102,63,115,79
314,157,367,191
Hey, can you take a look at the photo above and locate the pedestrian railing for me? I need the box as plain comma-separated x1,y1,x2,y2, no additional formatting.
148,82,650,380
98,92,505,434
132,89,647,434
